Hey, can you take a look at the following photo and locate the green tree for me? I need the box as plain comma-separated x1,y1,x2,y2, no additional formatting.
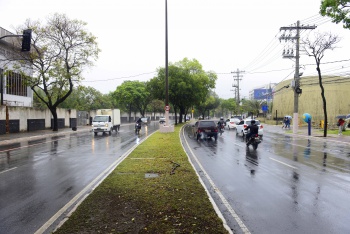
148,99,164,120
150,58,217,124
220,98,237,117
242,99,262,117
58,86,112,110
320,0,350,29
303,32,340,137
196,91,220,119
112,80,152,120
9,13,100,131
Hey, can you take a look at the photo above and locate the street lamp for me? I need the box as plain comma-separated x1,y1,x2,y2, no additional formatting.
165,0,169,126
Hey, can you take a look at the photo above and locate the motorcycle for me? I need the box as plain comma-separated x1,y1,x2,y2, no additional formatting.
135,122,141,134
218,123,225,136
246,133,261,150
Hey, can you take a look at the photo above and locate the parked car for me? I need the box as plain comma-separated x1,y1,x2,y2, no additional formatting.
226,118,240,130
236,119,263,138
141,117,151,125
159,117,166,123
192,120,218,141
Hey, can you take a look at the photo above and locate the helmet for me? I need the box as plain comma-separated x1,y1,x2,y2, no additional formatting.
220,117,224,120
251,120,256,124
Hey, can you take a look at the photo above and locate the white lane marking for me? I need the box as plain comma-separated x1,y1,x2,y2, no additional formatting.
181,126,249,234
35,131,157,234
0,167,17,174
269,157,298,169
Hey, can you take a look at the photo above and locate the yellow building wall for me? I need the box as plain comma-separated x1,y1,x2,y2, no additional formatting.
272,76,350,127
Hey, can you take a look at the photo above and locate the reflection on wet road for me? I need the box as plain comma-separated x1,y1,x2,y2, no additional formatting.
0,122,159,234
182,124,350,234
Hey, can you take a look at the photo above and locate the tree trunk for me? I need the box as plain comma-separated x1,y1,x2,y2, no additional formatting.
317,66,327,137
174,107,178,125
179,107,184,123
128,105,132,123
50,107,58,131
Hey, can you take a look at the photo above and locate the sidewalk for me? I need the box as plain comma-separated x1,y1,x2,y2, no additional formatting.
263,124,350,144
0,126,92,146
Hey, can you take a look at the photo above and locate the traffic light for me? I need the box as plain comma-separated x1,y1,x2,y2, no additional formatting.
295,87,302,94
21,29,32,52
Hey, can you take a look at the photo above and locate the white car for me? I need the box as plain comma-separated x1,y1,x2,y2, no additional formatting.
236,119,263,138
159,117,165,123
226,118,240,130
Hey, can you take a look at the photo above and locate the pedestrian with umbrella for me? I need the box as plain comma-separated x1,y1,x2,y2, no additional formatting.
337,118,345,135
285,115,292,129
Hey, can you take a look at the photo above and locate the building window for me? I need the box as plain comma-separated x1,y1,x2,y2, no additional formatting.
6,71,27,97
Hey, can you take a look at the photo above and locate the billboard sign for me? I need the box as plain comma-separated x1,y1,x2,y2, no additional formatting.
254,88,272,100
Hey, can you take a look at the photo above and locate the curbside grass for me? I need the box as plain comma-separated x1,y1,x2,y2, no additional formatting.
55,124,229,233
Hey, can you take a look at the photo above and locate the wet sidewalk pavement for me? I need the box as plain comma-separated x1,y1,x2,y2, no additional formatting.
0,126,92,146
263,124,350,144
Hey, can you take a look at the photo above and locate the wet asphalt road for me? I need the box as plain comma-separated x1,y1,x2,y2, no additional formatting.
0,122,159,234
181,125,350,234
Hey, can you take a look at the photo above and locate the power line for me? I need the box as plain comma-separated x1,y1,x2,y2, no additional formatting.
82,71,157,83
279,20,316,133
248,48,285,72
243,32,281,71
303,58,350,66
246,67,293,74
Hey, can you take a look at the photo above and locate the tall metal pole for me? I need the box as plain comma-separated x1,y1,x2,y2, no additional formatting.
293,21,300,134
280,21,316,133
231,69,244,113
165,0,169,126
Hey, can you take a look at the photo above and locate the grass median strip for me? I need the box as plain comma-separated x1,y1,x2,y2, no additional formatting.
55,124,229,233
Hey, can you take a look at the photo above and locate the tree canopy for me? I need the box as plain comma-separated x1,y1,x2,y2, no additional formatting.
9,13,100,130
58,86,112,110
219,98,238,117
320,0,350,29
150,58,217,123
112,80,152,118
303,32,340,137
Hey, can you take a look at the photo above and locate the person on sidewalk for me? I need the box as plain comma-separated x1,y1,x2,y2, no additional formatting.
338,118,345,135
285,117,291,129
282,117,286,129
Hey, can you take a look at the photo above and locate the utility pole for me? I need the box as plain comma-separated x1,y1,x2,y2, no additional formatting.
231,69,244,105
280,21,316,133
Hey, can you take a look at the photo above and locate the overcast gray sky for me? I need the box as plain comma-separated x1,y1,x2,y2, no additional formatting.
1,0,350,99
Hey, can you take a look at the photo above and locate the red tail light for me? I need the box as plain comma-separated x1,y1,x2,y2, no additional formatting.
260,125,263,129
198,129,202,133
243,124,247,128
230,122,234,124
214,129,218,132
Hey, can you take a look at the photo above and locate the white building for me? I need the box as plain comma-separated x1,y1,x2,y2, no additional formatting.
0,27,33,107
248,83,276,102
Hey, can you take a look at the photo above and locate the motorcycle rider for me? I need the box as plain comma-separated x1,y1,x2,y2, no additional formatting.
217,117,226,130
135,117,142,131
244,119,259,145
136,117,142,124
